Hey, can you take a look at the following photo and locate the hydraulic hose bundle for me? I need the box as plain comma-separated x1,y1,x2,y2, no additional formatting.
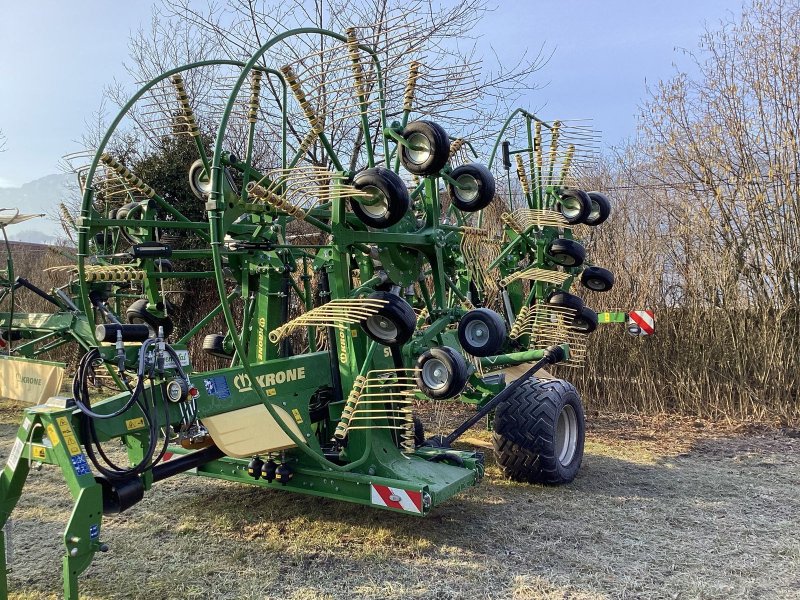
72,335,189,480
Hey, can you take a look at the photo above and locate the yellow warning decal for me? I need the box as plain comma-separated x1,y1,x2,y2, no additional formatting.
266,388,277,397
31,445,47,460
126,417,145,430
56,416,82,456
351,329,358,338
47,424,60,447
291,408,304,424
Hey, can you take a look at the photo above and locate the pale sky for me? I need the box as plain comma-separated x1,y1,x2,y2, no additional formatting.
0,0,742,187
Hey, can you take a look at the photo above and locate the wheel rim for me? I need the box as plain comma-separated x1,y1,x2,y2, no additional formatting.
464,319,489,348
365,314,398,340
559,197,583,220
358,185,389,218
586,278,605,290
552,253,576,266
406,132,432,165
190,160,212,198
572,318,590,332
454,174,479,203
556,404,578,466
421,358,449,391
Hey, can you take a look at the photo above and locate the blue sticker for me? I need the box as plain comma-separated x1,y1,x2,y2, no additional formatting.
71,454,92,476
89,524,99,540
203,375,230,399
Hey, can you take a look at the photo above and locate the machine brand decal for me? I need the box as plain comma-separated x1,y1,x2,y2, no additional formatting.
162,349,191,369
5,438,23,472
628,310,655,335
232,368,307,393
257,317,266,361
204,376,231,399
31,445,46,461
125,417,145,431
338,327,348,363
370,484,422,514
16,372,42,386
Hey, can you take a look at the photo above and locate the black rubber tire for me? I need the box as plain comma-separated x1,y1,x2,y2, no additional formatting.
399,120,450,176
585,192,611,226
493,378,585,484
448,163,496,212
547,290,584,312
413,415,425,447
202,334,232,359
458,308,507,357
125,298,174,338
362,291,416,346
0,330,24,342
415,346,470,399
580,266,614,292
350,167,411,229
571,306,599,334
556,189,592,225
546,238,585,267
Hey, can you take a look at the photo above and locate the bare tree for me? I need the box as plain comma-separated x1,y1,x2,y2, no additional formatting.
566,0,800,423
104,0,547,172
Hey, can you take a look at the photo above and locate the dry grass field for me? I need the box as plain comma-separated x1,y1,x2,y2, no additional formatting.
1,399,798,600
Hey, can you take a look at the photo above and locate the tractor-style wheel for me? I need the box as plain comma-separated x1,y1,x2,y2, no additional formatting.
399,120,450,176
585,192,611,226
546,238,585,267
547,290,584,312
188,159,212,199
580,266,614,292
126,299,174,338
493,378,585,484
362,291,416,345
448,163,496,212
571,306,599,334
202,334,232,359
458,308,507,357
415,346,470,399
556,189,591,225
350,167,411,229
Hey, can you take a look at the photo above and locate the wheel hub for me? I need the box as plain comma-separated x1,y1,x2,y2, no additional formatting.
464,320,487,347
406,132,432,164
422,358,449,390
366,315,398,340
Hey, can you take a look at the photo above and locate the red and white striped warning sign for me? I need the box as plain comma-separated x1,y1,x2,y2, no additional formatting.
628,310,655,335
370,484,423,513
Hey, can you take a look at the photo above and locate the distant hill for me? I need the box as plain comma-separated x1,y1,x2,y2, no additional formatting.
0,174,75,242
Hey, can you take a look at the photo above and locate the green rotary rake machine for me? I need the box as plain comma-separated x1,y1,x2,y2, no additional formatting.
0,26,614,598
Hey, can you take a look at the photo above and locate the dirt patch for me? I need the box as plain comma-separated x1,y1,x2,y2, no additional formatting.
1,401,798,599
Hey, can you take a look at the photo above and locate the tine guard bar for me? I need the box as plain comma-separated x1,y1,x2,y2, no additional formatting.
439,344,568,448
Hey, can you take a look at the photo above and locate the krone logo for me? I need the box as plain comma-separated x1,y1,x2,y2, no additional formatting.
232,368,307,392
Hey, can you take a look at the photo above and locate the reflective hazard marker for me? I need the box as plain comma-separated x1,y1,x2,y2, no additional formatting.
628,310,655,335
370,484,423,513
